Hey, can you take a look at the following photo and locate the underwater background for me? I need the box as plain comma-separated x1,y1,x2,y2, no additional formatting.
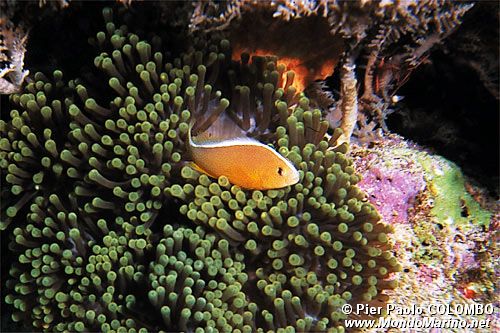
0,1,498,332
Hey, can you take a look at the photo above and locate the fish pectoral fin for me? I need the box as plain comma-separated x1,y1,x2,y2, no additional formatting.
188,162,217,179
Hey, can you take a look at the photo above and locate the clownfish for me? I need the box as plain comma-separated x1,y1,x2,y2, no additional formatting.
188,117,300,190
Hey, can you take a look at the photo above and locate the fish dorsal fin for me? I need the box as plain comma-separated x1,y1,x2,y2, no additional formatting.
193,112,247,144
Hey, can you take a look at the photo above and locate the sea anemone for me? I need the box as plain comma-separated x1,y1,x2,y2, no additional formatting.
2,6,400,332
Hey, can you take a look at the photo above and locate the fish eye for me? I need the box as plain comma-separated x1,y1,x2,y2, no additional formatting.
277,167,284,176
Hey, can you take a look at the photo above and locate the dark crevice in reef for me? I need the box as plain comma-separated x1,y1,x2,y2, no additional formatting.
387,3,499,197
24,2,106,79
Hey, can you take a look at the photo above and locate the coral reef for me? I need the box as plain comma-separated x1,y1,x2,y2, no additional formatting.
1,6,400,332
351,135,498,331
352,140,426,225
1,2,497,333
386,1,499,196
190,0,473,142
0,0,477,142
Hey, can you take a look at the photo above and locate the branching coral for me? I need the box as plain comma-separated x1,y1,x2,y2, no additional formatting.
2,6,400,332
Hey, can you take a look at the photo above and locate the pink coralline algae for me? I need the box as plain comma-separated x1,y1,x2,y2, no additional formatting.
354,152,426,224
416,264,440,284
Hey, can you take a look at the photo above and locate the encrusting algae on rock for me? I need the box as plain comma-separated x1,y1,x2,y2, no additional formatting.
351,135,498,331
0,6,402,332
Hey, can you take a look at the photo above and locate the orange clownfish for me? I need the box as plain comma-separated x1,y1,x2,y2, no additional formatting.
188,120,300,190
